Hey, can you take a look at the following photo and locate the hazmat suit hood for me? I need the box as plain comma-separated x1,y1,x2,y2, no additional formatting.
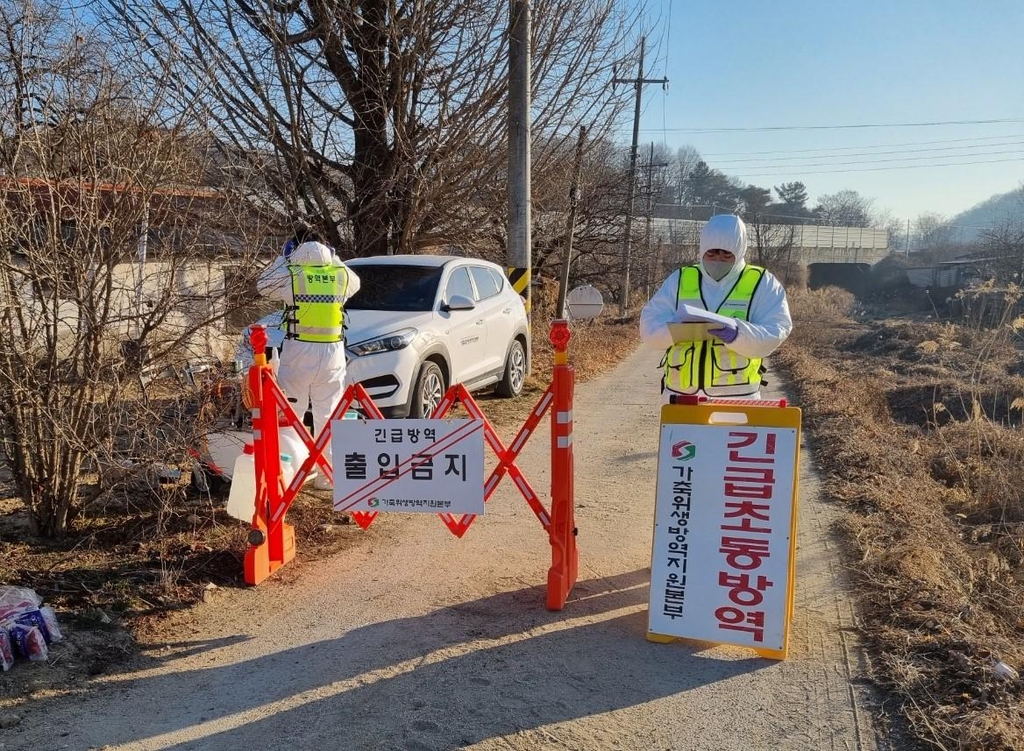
289,240,335,266
698,214,748,286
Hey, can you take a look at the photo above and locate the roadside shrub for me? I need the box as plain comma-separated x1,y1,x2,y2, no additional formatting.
788,285,857,323
0,18,265,537
785,285,859,348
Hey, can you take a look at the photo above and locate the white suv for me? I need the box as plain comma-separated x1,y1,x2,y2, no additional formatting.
239,255,531,418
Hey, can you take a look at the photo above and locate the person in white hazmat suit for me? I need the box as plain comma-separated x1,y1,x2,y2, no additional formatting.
257,239,361,489
639,214,792,402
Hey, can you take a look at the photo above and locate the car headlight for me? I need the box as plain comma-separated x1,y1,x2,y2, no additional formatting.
347,328,417,357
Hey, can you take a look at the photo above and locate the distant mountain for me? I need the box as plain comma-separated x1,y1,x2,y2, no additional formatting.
951,186,1024,241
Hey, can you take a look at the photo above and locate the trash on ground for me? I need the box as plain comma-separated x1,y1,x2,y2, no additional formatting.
0,585,64,670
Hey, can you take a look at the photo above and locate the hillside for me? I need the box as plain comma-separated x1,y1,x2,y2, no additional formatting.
952,186,1024,240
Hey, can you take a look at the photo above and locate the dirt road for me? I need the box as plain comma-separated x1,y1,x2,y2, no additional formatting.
5,344,885,751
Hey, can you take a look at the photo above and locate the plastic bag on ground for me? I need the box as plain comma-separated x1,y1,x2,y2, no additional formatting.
0,586,42,621
0,628,14,671
39,607,63,643
0,585,66,670
14,609,51,643
9,623,48,661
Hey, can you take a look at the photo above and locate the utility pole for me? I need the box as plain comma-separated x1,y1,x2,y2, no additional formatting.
507,0,532,320
614,36,667,316
557,126,587,319
643,141,669,298
905,217,911,258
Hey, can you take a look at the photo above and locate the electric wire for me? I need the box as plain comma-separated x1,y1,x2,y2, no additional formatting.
712,145,1024,170
661,0,672,143
737,154,1024,178
635,117,1024,133
710,139,1024,165
701,133,1024,158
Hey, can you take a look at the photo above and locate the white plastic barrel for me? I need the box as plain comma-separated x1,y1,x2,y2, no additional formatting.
278,426,311,470
279,453,295,492
225,443,257,521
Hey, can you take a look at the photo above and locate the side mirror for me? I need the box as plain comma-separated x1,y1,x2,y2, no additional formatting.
443,294,476,312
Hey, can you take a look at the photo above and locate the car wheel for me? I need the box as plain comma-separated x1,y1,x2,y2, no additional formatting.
410,361,445,418
191,463,230,497
496,339,526,398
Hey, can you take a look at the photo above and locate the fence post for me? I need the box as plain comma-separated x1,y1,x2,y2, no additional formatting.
244,325,295,585
547,319,578,610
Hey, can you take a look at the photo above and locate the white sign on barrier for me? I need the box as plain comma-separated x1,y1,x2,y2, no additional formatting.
648,420,798,654
331,418,485,515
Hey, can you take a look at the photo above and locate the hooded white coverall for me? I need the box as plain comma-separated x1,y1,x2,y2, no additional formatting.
257,241,361,462
639,214,793,402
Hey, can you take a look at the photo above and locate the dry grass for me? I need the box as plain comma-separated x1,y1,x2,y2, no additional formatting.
777,285,1024,751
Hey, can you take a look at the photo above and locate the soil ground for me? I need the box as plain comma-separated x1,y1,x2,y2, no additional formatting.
1,343,885,751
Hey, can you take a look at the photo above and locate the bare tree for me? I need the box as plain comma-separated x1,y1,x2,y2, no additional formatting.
530,136,629,292
99,0,640,257
870,207,906,251
748,220,796,281
914,212,955,252
637,141,673,209
0,0,267,537
813,189,873,228
733,181,797,280
671,144,702,205
981,221,1024,282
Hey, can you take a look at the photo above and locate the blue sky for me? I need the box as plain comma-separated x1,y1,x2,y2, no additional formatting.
620,0,1024,225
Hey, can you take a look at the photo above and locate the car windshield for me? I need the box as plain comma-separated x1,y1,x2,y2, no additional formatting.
345,264,444,312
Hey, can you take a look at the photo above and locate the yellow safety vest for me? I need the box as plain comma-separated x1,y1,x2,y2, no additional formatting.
663,264,765,397
284,264,349,343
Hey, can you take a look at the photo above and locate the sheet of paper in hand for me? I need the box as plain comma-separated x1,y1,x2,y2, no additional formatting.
668,304,739,343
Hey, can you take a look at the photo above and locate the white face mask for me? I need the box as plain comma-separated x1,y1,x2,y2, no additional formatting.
703,259,734,281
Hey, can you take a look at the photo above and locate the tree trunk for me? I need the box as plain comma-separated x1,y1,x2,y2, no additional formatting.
349,0,394,256
350,153,393,256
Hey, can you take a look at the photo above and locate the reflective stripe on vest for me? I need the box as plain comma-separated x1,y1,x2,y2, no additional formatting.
285,264,349,343
663,264,765,397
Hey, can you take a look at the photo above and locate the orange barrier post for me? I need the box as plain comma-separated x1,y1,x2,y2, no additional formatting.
547,319,578,610
244,325,295,585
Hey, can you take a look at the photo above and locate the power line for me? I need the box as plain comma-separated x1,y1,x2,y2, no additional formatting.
660,0,672,145
737,154,1024,178
626,117,1024,134
661,87,668,145
701,133,1024,157
663,0,672,77
713,143,1024,168
707,136,1024,163
652,204,837,223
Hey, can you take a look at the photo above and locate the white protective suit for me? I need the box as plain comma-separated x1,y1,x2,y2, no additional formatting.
639,214,792,401
256,241,361,461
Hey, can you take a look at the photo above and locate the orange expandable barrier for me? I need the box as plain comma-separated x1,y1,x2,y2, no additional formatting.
243,320,579,610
